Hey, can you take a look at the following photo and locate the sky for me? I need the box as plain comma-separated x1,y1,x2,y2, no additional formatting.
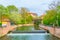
0,0,54,16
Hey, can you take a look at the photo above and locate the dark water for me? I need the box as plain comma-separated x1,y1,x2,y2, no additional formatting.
1,33,60,40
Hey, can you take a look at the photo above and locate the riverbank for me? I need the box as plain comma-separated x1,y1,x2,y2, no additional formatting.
0,24,34,37
40,25,60,38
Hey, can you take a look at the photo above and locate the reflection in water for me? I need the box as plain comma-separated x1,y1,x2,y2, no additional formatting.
0,33,60,40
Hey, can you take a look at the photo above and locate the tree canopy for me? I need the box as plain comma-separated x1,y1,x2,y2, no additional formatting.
0,5,34,25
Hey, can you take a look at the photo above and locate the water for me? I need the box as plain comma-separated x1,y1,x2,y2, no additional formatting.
16,26,35,31
1,26,60,40
1,33,60,40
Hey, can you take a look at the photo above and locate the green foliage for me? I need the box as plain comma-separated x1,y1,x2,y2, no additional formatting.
0,5,9,16
9,13,22,24
43,10,57,25
7,5,18,13
20,7,33,24
0,21,2,27
0,5,5,19
0,5,33,25
34,19,41,30
43,3,60,26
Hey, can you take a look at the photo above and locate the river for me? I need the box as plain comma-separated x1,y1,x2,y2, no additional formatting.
1,33,60,40
1,26,60,40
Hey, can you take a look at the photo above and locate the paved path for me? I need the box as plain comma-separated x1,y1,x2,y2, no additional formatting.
40,25,60,38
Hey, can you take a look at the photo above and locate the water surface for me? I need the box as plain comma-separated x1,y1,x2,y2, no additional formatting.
1,33,60,40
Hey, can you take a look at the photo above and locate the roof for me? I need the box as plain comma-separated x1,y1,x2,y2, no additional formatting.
40,14,46,19
2,16,10,22
28,12,37,16
2,19,10,22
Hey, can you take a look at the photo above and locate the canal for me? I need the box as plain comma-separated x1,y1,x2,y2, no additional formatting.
1,33,60,40
1,26,60,40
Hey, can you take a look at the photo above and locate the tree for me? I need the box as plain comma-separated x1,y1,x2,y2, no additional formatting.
43,10,57,26
0,5,10,19
7,5,18,13
20,7,33,24
56,5,60,26
0,5,8,27
9,12,22,24
43,0,60,26
0,5,5,19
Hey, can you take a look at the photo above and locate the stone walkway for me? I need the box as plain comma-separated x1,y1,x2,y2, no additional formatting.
40,25,60,38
